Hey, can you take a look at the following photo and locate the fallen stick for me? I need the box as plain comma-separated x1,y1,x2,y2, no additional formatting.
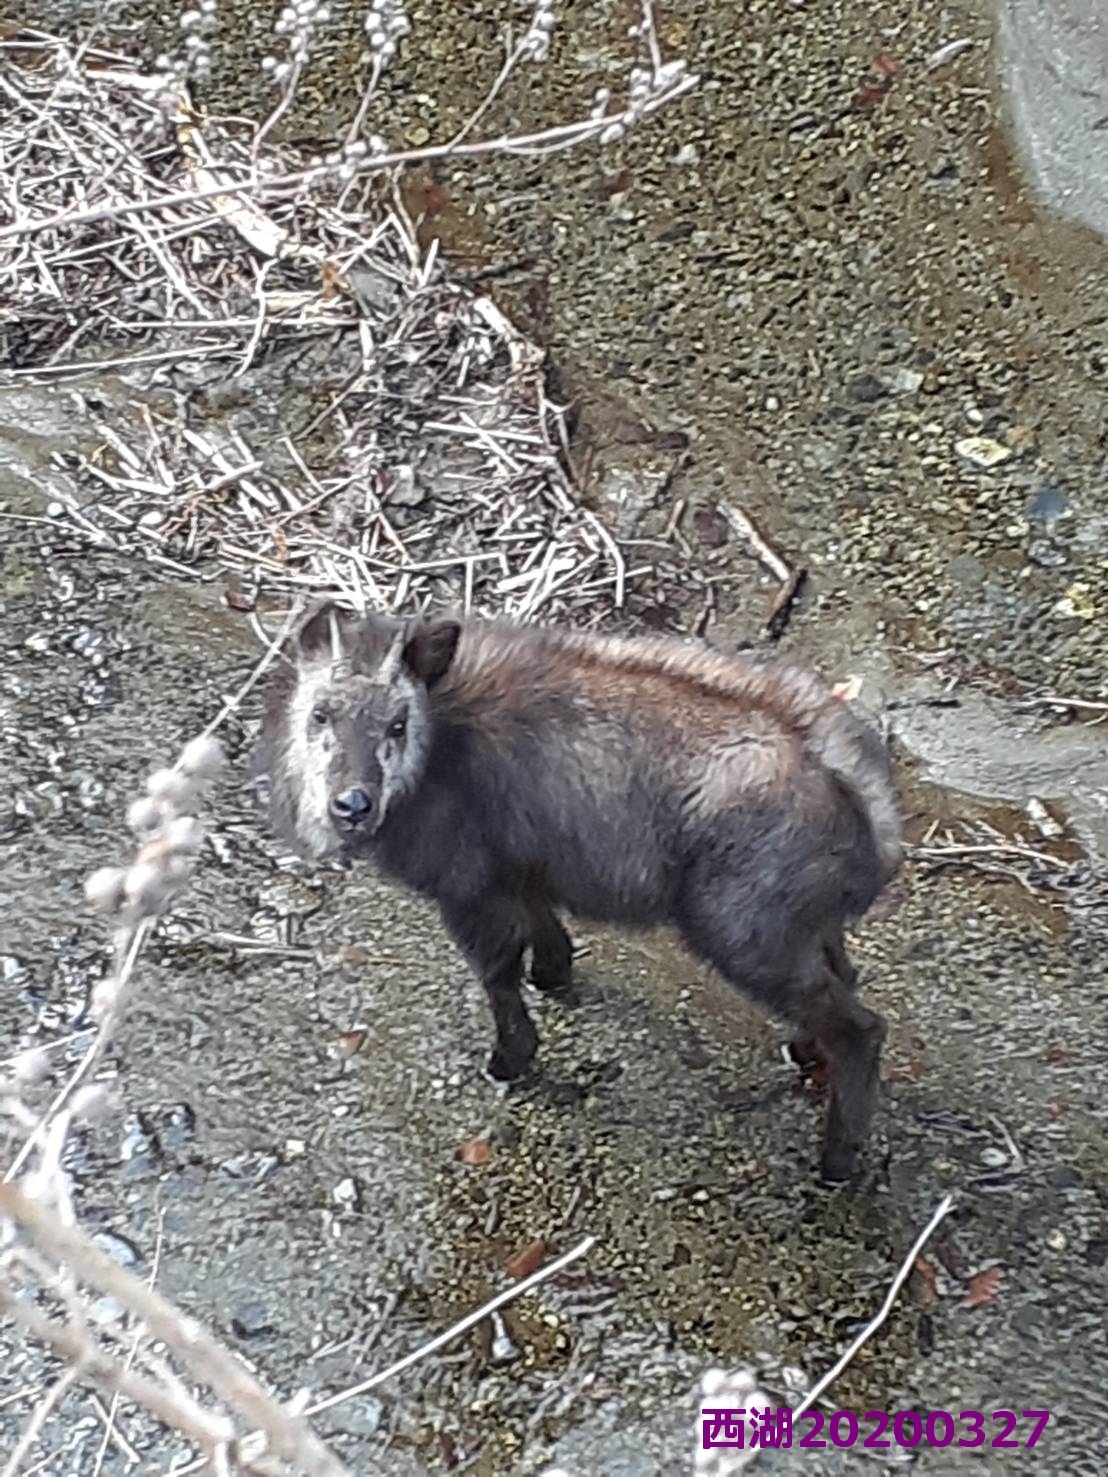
170,1233,598,1475
792,1194,955,1419
718,502,807,639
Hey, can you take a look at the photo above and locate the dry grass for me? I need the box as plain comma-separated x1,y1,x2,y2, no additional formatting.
0,24,703,634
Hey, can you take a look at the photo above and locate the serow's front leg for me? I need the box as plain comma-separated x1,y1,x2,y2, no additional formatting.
440,894,538,1081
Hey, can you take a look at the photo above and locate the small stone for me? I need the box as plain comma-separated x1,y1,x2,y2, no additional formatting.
488,1310,520,1366
846,373,889,404
980,1147,1008,1168
1026,798,1063,840
955,435,1013,469
886,367,924,394
673,142,700,166
1027,538,1068,569
93,1230,142,1268
404,121,430,146
386,465,424,507
1046,1228,1067,1252
231,1301,274,1339
90,1295,127,1325
945,553,986,588
333,1176,360,1209
1027,485,1068,525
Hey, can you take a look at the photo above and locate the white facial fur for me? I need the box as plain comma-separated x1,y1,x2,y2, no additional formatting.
282,659,340,858
282,644,434,856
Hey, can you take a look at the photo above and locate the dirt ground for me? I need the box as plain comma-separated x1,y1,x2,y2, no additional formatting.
2,0,1108,1473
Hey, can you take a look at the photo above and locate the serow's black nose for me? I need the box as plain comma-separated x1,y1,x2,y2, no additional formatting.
330,789,373,827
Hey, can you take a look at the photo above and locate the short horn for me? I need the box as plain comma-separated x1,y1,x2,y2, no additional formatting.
375,627,406,686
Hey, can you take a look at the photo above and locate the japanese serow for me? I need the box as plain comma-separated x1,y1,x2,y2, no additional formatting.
254,603,902,1183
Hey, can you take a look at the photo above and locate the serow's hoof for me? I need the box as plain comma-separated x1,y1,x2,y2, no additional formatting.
819,1144,858,1186
487,1046,535,1082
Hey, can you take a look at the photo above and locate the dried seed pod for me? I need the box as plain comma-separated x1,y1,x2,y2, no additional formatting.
178,735,225,781
71,1083,112,1122
147,766,196,810
12,1047,51,1086
91,976,120,1017
124,859,170,914
127,796,166,835
85,866,128,914
164,816,206,854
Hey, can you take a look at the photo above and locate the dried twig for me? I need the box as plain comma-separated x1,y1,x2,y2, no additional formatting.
172,1234,597,1475
718,502,807,639
792,1194,955,1419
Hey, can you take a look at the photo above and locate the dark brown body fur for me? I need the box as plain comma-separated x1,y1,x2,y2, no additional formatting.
255,606,902,1182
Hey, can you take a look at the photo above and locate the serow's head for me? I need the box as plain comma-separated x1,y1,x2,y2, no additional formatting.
283,602,460,857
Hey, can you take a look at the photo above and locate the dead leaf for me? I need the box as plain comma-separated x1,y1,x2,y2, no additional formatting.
1048,1101,1063,1119
439,1433,458,1469
884,1058,928,1083
223,586,255,612
963,1266,1003,1309
598,169,632,198
333,1029,367,1057
505,1238,545,1280
1045,1044,1073,1065
874,51,903,79
691,507,728,548
914,1255,938,1298
456,1136,492,1167
421,181,450,217
853,80,892,112
831,674,864,703
320,259,343,300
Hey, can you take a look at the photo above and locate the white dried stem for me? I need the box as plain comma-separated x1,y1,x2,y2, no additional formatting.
0,1185,349,1475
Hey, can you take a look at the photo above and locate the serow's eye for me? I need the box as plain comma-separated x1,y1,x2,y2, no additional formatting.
386,714,407,741
311,706,330,728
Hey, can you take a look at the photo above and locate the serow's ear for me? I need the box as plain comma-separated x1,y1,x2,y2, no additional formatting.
297,601,347,662
403,620,460,687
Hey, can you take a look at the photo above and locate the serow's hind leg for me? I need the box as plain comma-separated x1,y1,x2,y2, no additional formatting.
528,900,574,995
793,971,887,1184
789,924,859,1067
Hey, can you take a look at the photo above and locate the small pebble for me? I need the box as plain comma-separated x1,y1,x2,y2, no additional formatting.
955,435,1013,468
887,367,924,394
